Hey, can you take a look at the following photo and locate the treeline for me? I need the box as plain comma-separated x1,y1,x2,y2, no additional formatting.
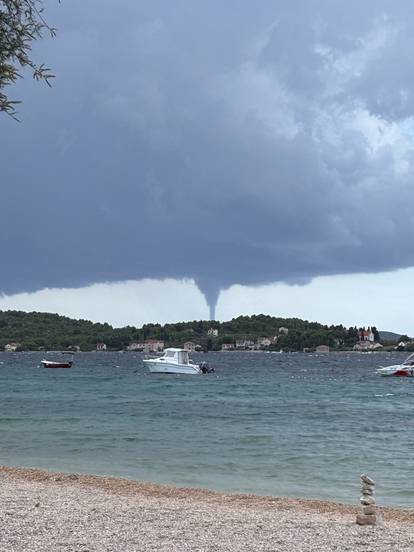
0,310,390,352
0,310,127,351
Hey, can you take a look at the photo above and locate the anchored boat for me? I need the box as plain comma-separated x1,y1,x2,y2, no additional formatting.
41,352,74,369
143,348,213,375
41,359,73,368
376,353,414,377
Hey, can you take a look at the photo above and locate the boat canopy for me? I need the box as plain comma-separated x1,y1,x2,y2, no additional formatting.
163,348,190,364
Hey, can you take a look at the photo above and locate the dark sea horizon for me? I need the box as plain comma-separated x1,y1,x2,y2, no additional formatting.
1,351,413,508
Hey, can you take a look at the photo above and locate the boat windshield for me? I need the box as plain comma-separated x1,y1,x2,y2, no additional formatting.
164,350,176,359
177,351,189,364
403,352,414,365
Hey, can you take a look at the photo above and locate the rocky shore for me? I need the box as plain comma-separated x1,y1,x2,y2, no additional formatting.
1,466,413,551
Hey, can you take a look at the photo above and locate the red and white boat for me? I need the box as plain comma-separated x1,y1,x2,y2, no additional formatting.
41,358,73,369
376,353,414,377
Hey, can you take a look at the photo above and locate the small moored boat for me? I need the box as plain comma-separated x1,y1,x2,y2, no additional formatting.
41,352,74,369
143,348,212,375
41,359,73,368
376,353,414,377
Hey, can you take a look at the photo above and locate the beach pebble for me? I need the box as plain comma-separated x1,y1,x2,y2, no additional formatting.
361,474,375,486
356,513,377,526
360,495,375,505
361,484,375,493
362,505,376,515
361,488,374,496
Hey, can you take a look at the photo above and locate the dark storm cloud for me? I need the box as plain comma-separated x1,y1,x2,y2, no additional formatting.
1,0,414,316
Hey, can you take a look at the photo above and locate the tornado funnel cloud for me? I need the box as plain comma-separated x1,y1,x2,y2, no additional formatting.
196,279,221,321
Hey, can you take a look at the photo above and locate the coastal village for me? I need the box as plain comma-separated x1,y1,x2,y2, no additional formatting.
1,322,412,354
118,326,411,354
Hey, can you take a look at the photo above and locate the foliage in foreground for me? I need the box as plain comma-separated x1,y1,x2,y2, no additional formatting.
0,0,55,118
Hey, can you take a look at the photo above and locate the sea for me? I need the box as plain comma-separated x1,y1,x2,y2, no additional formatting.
1,351,413,508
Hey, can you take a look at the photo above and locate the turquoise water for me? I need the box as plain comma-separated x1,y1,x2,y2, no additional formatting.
0,351,413,508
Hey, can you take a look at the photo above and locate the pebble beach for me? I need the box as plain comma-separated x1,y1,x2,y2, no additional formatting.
1,467,413,552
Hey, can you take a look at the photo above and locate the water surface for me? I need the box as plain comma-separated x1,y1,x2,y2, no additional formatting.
0,351,413,508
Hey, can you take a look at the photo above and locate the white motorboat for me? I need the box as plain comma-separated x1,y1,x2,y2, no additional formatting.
143,348,212,375
376,353,414,377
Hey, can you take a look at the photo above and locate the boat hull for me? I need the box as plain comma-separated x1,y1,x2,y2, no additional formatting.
377,365,414,377
41,361,72,369
143,360,200,374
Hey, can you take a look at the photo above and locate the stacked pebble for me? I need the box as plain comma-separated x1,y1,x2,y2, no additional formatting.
356,474,379,526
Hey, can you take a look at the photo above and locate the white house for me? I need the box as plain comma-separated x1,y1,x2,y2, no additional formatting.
4,342,20,352
235,339,255,350
395,341,408,350
207,328,219,337
183,341,197,352
126,342,145,351
278,327,289,335
358,328,375,342
221,342,235,351
257,337,272,348
144,339,164,353
96,342,107,351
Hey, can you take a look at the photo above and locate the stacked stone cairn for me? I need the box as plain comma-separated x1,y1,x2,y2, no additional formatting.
356,474,380,526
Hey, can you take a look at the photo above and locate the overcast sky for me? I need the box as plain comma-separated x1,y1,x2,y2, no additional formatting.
1,1,413,331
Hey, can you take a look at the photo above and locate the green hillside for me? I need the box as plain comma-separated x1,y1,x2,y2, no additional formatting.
378,331,402,343
0,310,380,352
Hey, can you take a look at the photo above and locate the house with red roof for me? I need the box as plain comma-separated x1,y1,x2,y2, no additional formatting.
358,328,375,342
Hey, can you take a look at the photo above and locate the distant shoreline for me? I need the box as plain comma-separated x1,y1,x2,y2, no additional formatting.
0,348,405,353
1,310,408,354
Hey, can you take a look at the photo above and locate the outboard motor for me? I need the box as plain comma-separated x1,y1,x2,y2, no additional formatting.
200,362,214,374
